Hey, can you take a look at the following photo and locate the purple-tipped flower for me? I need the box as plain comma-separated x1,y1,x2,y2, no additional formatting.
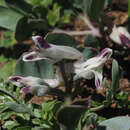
9,68,63,96
110,25,130,48
23,35,83,63
73,48,112,89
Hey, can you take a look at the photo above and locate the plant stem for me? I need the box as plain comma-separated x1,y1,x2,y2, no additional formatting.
89,105,104,112
58,62,71,96
0,89,20,103
52,29,92,36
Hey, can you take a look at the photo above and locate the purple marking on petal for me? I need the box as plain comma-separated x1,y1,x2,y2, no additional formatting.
95,79,100,88
95,48,108,58
22,86,31,94
26,55,34,60
36,36,51,49
119,34,130,48
10,76,21,82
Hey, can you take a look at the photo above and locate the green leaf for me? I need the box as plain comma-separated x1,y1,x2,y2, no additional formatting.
47,3,60,26
84,35,99,48
0,6,23,31
5,0,32,15
112,59,119,97
5,102,31,114
3,120,19,130
41,0,53,8
83,47,98,60
73,0,105,22
97,116,130,130
14,57,54,79
15,16,33,41
45,33,77,48
14,126,32,130
57,105,86,130
89,0,105,22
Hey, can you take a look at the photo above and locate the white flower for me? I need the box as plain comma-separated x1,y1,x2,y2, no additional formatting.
23,35,83,63
9,68,63,96
73,48,112,89
110,25,130,48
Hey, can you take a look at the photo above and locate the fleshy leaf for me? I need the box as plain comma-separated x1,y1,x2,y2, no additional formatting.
45,33,77,48
5,102,31,114
83,47,98,60
84,35,99,48
57,105,86,130
14,57,54,79
112,59,119,97
0,6,23,31
5,0,32,15
97,116,130,130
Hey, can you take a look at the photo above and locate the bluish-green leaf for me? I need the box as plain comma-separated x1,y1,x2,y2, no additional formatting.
5,102,31,114
97,116,130,130
112,59,119,97
83,47,98,60
5,0,32,15
14,57,54,78
0,6,23,31
45,33,77,48
3,120,19,130
84,35,99,48
89,0,105,22
15,16,33,41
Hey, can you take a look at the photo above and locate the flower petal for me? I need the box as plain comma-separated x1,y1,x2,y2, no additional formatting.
22,51,46,62
92,70,103,89
110,25,121,45
32,35,51,49
78,48,112,70
9,75,23,87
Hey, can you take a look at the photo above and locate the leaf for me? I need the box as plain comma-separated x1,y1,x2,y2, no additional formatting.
45,33,77,48
14,57,54,79
83,47,98,60
5,0,32,15
5,102,31,114
15,16,33,41
112,59,119,97
73,0,105,22
89,0,105,22
14,126,32,130
0,6,23,31
57,105,86,130
3,120,19,130
97,116,130,130
84,34,99,48
47,3,60,26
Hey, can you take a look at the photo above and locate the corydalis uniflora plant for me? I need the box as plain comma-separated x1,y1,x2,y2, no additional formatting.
9,35,112,96
74,48,112,89
23,35,83,63
110,25,130,48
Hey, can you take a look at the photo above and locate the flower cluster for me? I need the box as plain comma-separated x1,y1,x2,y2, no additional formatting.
9,35,112,96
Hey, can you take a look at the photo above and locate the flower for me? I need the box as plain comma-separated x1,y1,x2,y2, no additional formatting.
73,48,112,89
9,68,63,96
109,25,130,48
23,35,83,63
